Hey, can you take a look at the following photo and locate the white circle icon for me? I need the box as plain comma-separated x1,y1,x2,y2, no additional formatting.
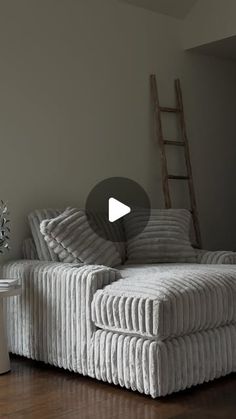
108,197,131,222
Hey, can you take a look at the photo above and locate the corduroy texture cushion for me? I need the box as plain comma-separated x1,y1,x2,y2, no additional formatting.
28,209,61,261
196,249,236,264
22,237,38,260
40,208,125,267
92,264,236,340
91,325,236,398
124,208,196,264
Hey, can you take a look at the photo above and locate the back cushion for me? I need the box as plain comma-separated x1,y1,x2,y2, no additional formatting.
124,208,196,264
28,209,61,261
40,208,125,267
22,237,38,260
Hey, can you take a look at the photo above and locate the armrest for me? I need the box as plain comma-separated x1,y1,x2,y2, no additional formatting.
1,260,121,375
195,249,236,264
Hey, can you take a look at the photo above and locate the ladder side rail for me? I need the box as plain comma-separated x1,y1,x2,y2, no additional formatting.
150,75,171,208
175,79,202,248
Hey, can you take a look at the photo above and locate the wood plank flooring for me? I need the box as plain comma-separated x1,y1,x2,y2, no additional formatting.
0,355,235,418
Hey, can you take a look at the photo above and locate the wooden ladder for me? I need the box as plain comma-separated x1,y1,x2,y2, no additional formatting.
150,74,202,248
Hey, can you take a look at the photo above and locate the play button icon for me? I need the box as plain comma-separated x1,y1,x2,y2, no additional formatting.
108,198,131,222
85,177,150,241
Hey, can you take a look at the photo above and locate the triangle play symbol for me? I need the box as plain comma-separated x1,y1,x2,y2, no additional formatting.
108,197,131,222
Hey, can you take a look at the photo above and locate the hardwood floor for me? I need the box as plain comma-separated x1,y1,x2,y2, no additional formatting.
0,356,235,419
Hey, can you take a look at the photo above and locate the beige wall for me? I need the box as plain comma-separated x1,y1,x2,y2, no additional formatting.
183,0,236,49
0,0,236,259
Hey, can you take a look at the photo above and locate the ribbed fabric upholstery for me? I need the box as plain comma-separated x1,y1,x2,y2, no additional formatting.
3,259,236,398
196,249,236,264
124,209,196,264
40,208,124,267
28,209,61,261
90,325,236,397
91,212,126,263
92,264,236,340
22,237,38,260
2,260,121,375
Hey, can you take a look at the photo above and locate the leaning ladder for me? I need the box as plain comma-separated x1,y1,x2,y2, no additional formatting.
150,74,202,248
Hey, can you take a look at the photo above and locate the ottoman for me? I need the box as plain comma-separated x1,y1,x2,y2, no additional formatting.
90,264,236,397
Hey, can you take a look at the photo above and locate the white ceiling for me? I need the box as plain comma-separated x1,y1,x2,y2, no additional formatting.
119,0,198,19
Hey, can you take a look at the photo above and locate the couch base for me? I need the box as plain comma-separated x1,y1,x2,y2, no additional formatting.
4,260,236,398
89,324,236,398
8,320,236,398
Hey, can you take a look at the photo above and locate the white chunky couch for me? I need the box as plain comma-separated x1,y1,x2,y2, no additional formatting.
2,248,236,398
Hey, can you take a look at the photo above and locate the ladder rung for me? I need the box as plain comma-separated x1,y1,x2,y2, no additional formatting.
160,106,181,113
164,140,185,146
168,175,189,180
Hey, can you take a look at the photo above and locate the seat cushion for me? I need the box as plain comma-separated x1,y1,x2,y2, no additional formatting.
91,264,236,340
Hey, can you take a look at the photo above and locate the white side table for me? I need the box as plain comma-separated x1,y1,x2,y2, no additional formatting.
0,285,21,374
